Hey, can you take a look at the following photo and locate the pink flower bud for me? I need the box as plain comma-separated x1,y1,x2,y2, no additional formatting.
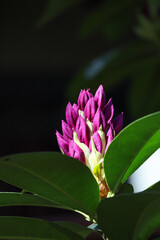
78,89,93,111
94,85,106,110
69,140,85,163
92,109,106,133
56,84,124,196
62,120,73,140
56,131,69,155
105,125,114,152
113,112,123,136
103,98,114,124
76,116,90,146
89,131,102,153
66,102,78,128
84,98,98,122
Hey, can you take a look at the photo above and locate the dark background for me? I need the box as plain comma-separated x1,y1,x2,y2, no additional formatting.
0,0,160,239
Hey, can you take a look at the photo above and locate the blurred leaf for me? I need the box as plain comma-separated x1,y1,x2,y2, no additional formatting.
133,199,160,240
148,0,160,19
0,152,99,218
68,42,158,99
55,222,94,238
79,0,145,38
0,192,64,208
97,192,160,240
117,183,134,195
128,67,159,118
0,216,84,240
129,66,160,118
104,112,160,193
37,0,84,27
135,15,160,45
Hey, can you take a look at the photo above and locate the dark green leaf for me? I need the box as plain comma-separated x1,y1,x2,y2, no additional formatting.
117,183,134,195
97,192,160,240
0,152,99,218
0,216,84,240
133,199,160,240
104,112,160,193
0,192,65,208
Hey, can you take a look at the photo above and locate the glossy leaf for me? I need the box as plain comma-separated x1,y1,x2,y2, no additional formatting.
0,216,84,240
0,152,99,218
97,192,160,240
104,112,160,193
133,199,160,240
55,222,93,238
0,192,65,208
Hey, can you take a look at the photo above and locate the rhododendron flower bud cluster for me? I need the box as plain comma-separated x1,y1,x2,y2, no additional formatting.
56,85,123,197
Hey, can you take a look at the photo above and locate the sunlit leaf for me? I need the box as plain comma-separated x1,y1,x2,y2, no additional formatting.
104,112,160,193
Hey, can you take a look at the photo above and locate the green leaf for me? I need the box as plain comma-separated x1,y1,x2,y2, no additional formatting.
97,192,160,240
0,192,65,208
104,112,160,193
133,199,160,240
0,216,84,240
55,222,93,238
0,152,99,218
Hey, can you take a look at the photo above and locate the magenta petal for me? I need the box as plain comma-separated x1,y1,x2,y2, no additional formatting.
66,102,78,128
78,89,93,111
62,120,73,140
94,85,106,110
76,116,90,146
84,97,98,122
56,131,69,155
89,131,102,153
69,140,85,163
113,112,123,136
73,103,79,112
105,125,114,152
92,109,106,133
103,98,114,124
